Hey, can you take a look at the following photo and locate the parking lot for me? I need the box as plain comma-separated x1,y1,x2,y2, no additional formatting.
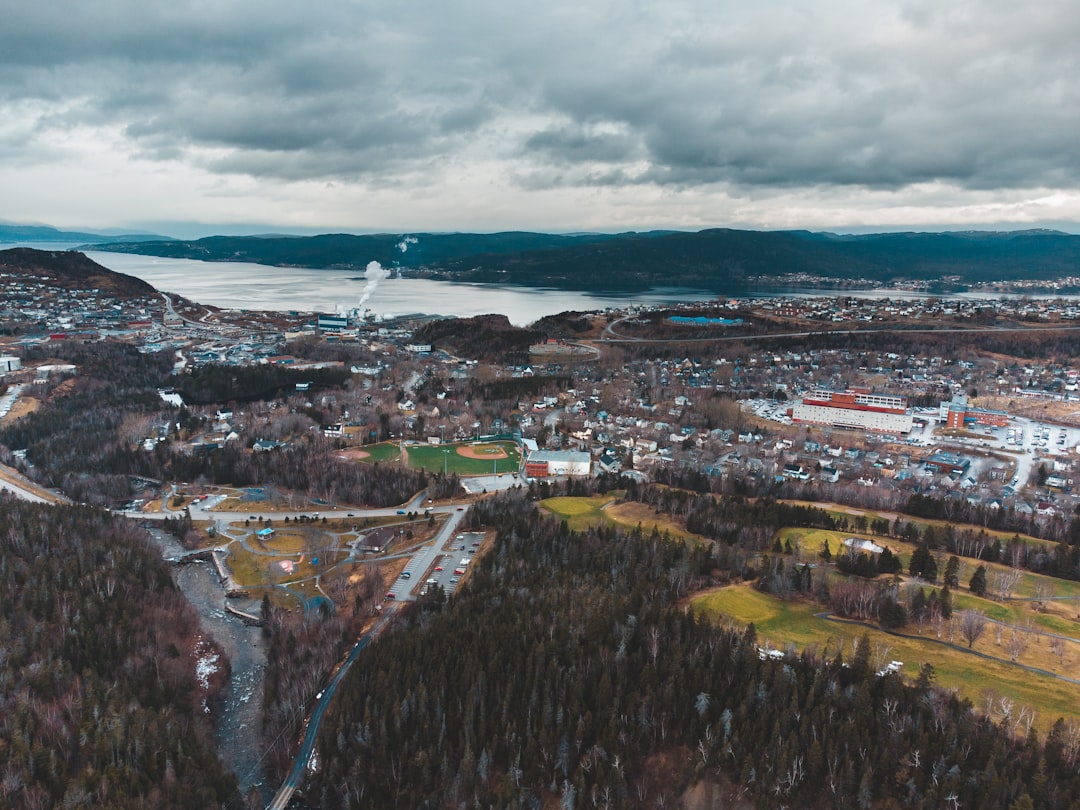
390,528,485,601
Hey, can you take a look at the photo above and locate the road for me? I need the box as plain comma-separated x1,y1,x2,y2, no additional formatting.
265,608,397,810
120,487,445,523
0,461,67,504
391,507,469,600
598,320,1080,345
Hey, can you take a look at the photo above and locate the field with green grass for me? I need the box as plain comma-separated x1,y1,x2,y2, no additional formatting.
541,495,616,531
541,495,707,540
777,526,1080,603
356,442,402,463
693,584,1080,734
406,441,521,475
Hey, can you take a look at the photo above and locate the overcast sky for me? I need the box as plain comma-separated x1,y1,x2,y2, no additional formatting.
2,0,1079,237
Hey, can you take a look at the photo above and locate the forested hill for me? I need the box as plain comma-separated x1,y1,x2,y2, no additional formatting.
0,247,157,297
309,490,1080,809
90,231,639,271
0,500,239,808
0,222,167,244
90,228,1080,292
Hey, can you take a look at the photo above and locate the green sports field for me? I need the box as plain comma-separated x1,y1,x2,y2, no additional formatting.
406,441,522,476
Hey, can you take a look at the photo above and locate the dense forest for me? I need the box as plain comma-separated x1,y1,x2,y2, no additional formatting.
308,490,1080,808
0,499,238,808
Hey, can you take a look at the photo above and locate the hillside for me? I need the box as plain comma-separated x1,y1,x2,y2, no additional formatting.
91,230,636,271
89,227,1080,293
0,247,158,298
0,500,239,808
309,490,1080,809
0,222,166,244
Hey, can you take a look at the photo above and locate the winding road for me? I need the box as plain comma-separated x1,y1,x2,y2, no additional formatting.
265,608,398,810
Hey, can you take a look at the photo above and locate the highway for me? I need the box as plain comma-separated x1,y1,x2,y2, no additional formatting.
265,608,397,810
0,461,68,504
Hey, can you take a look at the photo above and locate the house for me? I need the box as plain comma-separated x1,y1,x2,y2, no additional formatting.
598,449,621,474
820,466,840,483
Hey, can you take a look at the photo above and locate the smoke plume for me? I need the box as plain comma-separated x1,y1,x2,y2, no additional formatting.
358,260,390,308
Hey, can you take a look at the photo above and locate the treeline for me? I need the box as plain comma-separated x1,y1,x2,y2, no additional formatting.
173,363,352,405
0,499,238,808
258,562,383,782
306,490,1080,808
137,441,431,508
413,314,542,363
634,480,1080,588
652,462,1076,546
0,346,434,507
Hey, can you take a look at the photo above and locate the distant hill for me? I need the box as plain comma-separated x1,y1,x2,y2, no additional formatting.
0,247,158,298
0,222,169,244
90,228,1080,292
92,231,640,270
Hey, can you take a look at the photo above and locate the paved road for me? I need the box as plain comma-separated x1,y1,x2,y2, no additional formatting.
598,321,1080,345
265,608,397,810
121,488,452,523
0,462,67,504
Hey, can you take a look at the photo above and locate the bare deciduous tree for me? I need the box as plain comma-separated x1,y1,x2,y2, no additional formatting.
959,609,988,648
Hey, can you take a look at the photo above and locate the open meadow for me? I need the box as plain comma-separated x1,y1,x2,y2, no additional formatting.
693,584,1080,735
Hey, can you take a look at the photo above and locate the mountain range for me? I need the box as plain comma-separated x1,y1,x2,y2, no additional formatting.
0,222,169,244
15,224,1080,293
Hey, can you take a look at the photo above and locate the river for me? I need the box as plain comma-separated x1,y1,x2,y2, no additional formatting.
145,530,268,799
83,251,716,326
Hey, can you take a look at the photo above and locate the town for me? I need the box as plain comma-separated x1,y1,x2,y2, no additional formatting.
7,269,1080,534
8,256,1080,808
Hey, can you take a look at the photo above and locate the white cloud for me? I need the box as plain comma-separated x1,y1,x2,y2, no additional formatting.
1,0,1078,234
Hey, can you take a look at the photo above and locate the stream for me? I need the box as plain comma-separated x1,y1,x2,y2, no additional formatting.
146,530,269,799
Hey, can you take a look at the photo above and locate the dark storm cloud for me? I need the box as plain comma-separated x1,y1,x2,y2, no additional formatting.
3,0,1079,194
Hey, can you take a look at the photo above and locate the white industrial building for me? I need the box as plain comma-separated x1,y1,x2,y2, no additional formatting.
791,388,913,434
525,449,592,477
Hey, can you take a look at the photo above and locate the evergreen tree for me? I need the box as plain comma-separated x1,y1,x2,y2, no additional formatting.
940,584,953,619
970,565,988,596
944,555,961,588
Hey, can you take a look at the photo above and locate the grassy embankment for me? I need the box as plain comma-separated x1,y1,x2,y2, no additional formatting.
543,494,1080,733
541,495,696,541
693,584,1080,735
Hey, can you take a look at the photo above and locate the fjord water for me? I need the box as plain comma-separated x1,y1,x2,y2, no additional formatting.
85,251,715,325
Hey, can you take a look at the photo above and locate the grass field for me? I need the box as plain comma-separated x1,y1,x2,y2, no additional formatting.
541,495,616,531
782,499,1057,552
778,523,1080,598
355,442,402,463
407,441,521,475
693,584,1080,734
540,495,706,540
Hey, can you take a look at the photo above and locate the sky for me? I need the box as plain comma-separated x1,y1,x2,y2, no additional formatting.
2,0,1079,238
